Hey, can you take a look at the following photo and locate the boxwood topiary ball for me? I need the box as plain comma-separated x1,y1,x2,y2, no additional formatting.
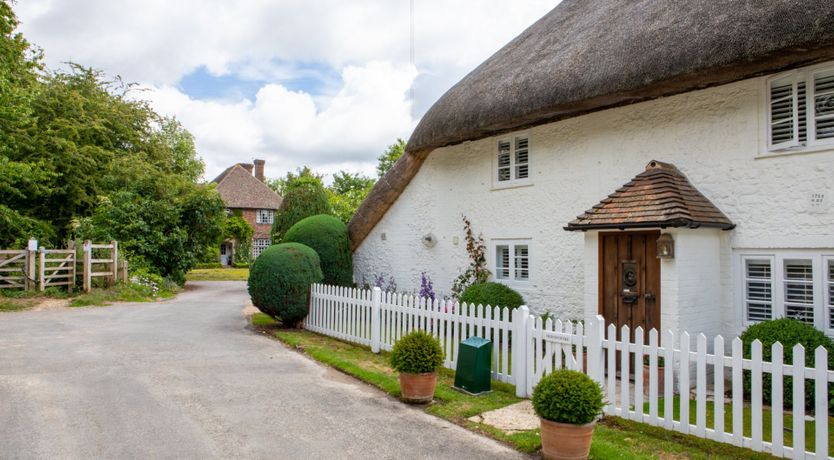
459,282,524,310
390,330,445,374
532,369,604,425
283,214,353,286
247,242,323,327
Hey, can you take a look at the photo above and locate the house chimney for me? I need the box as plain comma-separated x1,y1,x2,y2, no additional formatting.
240,163,254,175
254,159,265,182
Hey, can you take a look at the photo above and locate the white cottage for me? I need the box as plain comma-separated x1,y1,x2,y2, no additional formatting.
349,0,834,342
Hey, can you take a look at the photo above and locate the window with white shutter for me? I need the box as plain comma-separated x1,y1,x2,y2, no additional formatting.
495,136,530,185
765,63,834,153
739,252,834,334
493,240,531,284
783,259,814,325
744,258,773,322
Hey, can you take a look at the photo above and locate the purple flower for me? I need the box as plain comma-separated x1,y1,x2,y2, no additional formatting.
419,271,435,302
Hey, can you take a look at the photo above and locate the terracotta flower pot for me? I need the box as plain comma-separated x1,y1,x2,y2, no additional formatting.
540,418,594,460
399,372,437,403
642,364,665,395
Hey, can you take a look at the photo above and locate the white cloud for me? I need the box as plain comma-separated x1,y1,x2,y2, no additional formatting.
14,0,557,179
143,61,417,180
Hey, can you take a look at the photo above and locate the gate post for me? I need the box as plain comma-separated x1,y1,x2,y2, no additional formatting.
370,287,382,353
83,240,92,293
512,305,530,397
38,247,45,291
67,241,75,293
587,315,606,386
110,240,118,286
25,238,37,292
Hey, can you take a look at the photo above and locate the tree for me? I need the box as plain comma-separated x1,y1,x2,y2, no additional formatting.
271,175,332,241
267,165,324,196
376,138,406,178
327,171,375,223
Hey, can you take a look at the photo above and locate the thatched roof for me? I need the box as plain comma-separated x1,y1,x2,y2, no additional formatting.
212,164,282,210
565,161,734,231
349,0,834,250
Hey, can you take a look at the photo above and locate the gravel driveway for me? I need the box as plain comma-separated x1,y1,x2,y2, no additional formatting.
0,281,528,460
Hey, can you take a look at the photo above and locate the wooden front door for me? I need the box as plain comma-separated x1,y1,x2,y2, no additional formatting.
599,232,661,335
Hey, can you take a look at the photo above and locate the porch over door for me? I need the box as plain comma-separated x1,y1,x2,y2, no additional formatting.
599,231,661,334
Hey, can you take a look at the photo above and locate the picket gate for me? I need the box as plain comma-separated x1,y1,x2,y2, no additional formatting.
305,283,834,459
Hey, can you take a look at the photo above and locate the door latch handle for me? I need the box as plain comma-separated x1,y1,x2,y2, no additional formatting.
644,291,655,301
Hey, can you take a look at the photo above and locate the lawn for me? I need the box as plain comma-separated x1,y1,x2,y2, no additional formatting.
186,268,249,281
253,313,777,459
69,282,177,307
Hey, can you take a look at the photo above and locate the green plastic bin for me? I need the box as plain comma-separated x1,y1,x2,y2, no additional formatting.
454,336,492,395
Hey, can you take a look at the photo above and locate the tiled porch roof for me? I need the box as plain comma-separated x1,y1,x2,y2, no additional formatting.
565,160,734,231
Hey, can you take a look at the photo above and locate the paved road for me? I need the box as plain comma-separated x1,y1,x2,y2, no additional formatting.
0,281,527,460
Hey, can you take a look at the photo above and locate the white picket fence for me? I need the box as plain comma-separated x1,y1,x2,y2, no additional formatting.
305,283,833,459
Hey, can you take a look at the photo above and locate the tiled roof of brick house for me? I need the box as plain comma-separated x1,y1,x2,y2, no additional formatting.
565,160,734,231
212,164,282,210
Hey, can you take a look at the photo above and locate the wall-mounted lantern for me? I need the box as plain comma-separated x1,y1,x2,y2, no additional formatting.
656,233,674,259
422,233,438,248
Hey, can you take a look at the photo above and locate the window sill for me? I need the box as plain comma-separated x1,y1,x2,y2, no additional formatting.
757,143,834,159
491,180,533,191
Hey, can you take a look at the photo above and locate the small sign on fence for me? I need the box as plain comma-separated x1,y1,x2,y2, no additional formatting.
543,331,572,345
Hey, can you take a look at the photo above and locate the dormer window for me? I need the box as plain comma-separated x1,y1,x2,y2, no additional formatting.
494,136,530,187
766,63,834,153
256,209,274,224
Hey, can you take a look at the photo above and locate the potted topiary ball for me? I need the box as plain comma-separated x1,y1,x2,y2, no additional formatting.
642,355,665,395
532,369,604,460
390,330,444,403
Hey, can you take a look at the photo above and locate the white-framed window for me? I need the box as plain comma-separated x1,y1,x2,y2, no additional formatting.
256,209,274,224
493,240,530,284
739,251,834,333
252,238,271,258
765,63,834,153
494,136,530,186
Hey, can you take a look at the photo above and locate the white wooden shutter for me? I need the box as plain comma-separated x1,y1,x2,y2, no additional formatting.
514,138,529,179
497,141,511,182
768,75,805,149
812,70,834,142
496,245,510,279
744,258,773,322
783,259,814,325
826,258,834,330
514,244,529,281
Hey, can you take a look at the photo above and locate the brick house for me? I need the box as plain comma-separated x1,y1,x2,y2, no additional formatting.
212,159,282,265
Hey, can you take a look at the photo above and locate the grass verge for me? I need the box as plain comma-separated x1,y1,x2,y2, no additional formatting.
252,314,776,458
186,268,249,281
70,282,177,307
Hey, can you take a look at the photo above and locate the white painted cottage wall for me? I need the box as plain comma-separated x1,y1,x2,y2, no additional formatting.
354,74,834,339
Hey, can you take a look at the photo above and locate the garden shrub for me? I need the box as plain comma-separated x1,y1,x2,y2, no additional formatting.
459,282,524,310
740,318,834,410
390,330,444,374
283,214,352,286
247,243,323,327
194,262,222,269
532,369,604,425
233,261,250,269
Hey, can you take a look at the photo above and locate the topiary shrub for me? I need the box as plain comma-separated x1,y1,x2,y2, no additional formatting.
283,214,352,286
271,177,332,241
390,330,444,374
532,369,604,425
247,242,323,327
459,282,524,310
740,318,834,410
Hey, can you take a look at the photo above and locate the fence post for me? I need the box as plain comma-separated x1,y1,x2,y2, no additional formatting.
111,240,118,286
371,287,381,353
587,315,605,386
512,305,530,397
83,240,92,293
38,247,45,291
26,238,37,291
68,240,75,293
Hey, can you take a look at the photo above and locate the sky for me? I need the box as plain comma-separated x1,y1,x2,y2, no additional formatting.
13,0,557,181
